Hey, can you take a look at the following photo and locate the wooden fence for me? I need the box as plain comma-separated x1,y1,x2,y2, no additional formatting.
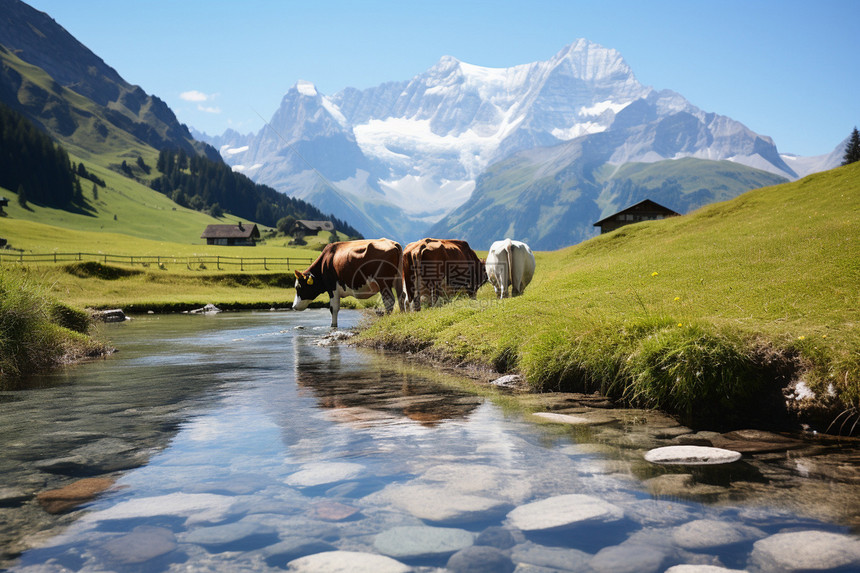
0,252,315,271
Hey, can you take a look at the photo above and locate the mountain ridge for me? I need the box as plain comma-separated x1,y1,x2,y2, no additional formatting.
0,0,218,161
204,38,838,244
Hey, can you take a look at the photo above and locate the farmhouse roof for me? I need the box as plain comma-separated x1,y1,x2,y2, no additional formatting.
200,223,260,239
295,220,334,231
593,199,680,227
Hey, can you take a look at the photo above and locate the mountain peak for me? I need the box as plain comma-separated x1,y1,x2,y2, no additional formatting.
550,38,634,82
294,80,319,97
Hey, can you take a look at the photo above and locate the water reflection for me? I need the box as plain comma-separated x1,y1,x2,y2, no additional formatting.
293,336,480,427
1,310,858,572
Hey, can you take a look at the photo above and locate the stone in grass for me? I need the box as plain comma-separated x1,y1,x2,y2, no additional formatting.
374,525,474,559
286,550,410,573
491,374,525,389
748,530,860,572
506,494,624,532
644,445,741,465
672,519,766,550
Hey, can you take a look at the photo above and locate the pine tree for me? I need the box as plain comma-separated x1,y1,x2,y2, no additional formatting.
92,183,98,201
17,184,27,208
843,127,860,165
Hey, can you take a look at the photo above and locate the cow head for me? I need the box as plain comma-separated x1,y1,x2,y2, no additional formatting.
293,269,323,311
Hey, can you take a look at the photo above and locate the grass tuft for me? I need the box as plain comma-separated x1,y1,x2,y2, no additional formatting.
0,271,107,381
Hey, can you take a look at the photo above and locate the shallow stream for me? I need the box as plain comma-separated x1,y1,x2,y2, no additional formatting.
1,310,858,572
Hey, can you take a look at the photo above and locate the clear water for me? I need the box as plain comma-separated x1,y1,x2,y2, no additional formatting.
1,310,858,572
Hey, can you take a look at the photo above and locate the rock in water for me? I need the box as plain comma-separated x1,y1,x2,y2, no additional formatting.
101,526,177,564
447,545,515,573
644,445,742,465
748,530,860,572
374,525,474,559
285,462,363,487
672,519,765,550
286,550,410,573
36,477,115,514
506,494,624,531
383,484,509,524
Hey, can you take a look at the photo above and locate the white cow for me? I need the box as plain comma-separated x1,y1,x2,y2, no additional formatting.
486,239,536,299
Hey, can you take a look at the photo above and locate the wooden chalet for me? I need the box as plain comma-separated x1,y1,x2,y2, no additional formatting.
294,220,334,233
593,199,680,234
200,222,260,246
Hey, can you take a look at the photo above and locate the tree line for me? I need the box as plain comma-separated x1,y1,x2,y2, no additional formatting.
152,148,361,237
0,102,81,208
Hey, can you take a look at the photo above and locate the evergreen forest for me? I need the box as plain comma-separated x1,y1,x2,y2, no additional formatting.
0,102,80,208
152,148,361,237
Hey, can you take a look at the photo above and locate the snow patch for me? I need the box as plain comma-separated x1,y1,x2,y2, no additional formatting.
353,112,526,179
378,175,474,217
551,122,606,140
222,145,249,156
321,96,347,127
296,80,318,97
231,163,262,172
579,99,631,117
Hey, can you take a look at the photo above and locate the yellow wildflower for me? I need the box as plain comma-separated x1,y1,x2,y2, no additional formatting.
798,335,805,340
674,296,681,301
651,272,659,277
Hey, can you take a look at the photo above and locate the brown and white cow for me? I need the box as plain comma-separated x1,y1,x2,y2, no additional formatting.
402,238,486,311
292,238,404,327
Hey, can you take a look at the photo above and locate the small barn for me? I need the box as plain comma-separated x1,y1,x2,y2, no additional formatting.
294,220,334,233
200,222,260,246
593,199,680,234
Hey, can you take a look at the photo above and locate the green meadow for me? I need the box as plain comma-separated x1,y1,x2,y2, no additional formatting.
359,163,860,430
1,160,858,430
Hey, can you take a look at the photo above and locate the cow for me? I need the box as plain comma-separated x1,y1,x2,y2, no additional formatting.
402,238,486,311
292,238,404,328
485,239,535,299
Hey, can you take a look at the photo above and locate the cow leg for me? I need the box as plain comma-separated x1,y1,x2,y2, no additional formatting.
380,284,396,314
394,279,405,313
411,284,421,311
329,289,340,328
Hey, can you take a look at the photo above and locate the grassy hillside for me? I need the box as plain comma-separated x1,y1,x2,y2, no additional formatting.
361,163,860,431
0,176,241,247
595,157,788,217
431,152,788,251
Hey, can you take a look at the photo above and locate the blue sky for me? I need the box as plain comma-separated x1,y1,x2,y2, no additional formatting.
24,0,860,156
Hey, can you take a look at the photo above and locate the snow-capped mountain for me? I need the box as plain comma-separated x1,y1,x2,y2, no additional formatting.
201,39,835,242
